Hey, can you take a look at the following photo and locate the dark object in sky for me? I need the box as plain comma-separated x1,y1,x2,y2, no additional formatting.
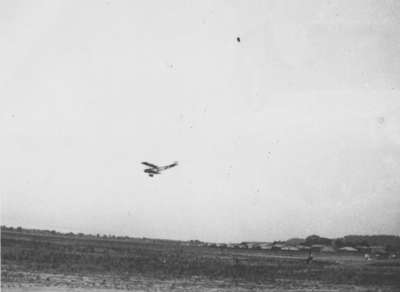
377,116,385,124
141,161,178,177
236,37,241,42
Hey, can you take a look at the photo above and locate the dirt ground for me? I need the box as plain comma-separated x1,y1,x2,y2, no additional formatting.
2,266,398,292
2,230,400,291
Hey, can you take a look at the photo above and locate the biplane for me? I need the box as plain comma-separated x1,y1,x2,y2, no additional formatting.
141,161,178,177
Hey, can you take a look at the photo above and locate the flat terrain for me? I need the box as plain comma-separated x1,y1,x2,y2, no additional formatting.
2,230,400,291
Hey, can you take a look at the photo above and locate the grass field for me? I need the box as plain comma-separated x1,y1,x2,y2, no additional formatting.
2,230,400,291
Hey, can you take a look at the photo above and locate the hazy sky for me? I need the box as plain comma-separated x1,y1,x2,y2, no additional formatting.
1,0,400,242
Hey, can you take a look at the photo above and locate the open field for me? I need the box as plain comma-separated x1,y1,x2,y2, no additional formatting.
2,230,400,291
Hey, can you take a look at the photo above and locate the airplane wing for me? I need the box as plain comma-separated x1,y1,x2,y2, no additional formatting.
141,162,159,169
162,161,178,170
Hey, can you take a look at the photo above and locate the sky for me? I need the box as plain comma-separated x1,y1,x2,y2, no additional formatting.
1,0,400,243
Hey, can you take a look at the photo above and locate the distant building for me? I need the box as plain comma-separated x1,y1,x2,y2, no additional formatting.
242,242,265,249
339,246,358,252
321,246,335,253
356,246,370,253
370,246,386,254
311,244,326,252
297,245,311,250
246,243,259,249
272,243,285,250
281,246,299,251
259,243,273,250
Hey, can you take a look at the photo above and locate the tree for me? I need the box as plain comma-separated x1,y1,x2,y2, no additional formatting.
333,238,345,248
305,235,332,246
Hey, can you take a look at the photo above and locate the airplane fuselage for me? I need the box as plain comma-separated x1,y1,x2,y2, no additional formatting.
144,168,160,175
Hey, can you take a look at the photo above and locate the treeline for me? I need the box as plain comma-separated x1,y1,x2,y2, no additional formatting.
1,225,134,240
2,225,400,251
0,225,180,245
302,234,400,251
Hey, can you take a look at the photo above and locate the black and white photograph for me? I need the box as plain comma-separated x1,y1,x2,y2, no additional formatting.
1,1,400,291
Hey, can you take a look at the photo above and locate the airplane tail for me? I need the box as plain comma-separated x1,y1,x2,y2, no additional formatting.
164,161,178,169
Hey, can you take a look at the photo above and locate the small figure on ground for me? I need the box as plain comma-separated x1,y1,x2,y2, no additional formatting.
364,253,371,261
306,249,313,264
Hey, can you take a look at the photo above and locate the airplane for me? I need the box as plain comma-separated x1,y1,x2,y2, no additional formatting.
141,161,178,177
